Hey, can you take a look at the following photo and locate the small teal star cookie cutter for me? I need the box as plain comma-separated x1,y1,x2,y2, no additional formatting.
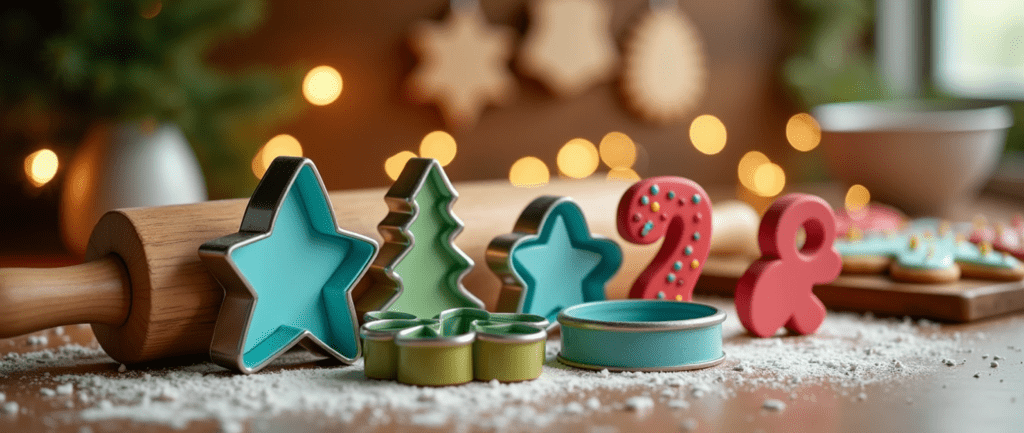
200,156,379,374
487,195,623,328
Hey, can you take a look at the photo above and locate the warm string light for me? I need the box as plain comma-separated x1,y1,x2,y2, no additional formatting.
736,151,785,198
385,151,418,181
383,131,459,181
509,156,550,187
689,114,727,155
252,134,303,179
845,184,871,214
737,151,769,191
419,131,457,166
556,138,599,179
303,66,343,106
752,163,785,197
24,149,59,187
786,113,822,152
599,132,637,170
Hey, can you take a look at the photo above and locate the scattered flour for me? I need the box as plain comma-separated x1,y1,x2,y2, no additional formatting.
0,298,969,432
624,396,654,412
2,402,18,415
762,398,786,412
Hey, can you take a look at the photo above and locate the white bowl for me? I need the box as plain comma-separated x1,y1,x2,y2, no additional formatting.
813,100,1013,216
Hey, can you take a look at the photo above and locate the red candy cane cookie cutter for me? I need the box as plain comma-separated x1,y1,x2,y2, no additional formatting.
616,177,713,301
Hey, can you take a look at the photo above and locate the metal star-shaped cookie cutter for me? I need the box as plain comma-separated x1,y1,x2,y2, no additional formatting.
487,195,623,329
200,156,378,374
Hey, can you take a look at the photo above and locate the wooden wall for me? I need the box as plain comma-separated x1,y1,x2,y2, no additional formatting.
212,0,802,191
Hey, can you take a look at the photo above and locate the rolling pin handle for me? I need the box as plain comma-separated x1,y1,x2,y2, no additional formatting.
0,255,131,338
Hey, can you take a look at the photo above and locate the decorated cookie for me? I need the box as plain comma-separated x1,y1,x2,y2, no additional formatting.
969,214,1024,261
834,219,1024,283
517,0,619,98
833,203,907,237
620,1,705,124
616,177,712,301
406,3,516,129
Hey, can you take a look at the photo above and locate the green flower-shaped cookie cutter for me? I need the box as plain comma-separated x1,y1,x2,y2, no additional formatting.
360,308,549,386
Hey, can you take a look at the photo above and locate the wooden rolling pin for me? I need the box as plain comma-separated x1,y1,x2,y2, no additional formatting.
0,178,759,364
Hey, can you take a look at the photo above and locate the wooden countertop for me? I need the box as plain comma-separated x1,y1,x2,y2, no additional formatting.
2,309,1022,432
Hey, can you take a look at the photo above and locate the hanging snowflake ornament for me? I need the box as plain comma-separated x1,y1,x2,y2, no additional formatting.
517,0,619,98
621,1,706,124
407,3,517,130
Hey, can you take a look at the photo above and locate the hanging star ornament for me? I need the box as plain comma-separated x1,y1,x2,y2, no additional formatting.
200,157,378,374
487,195,622,327
517,0,619,98
407,4,516,130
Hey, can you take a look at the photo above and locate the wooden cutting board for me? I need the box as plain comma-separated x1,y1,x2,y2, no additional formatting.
695,255,1024,323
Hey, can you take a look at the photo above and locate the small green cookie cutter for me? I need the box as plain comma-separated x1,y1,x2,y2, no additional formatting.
353,158,484,320
360,308,548,386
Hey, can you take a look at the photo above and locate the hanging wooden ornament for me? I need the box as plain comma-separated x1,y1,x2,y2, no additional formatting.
407,1,517,130
517,0,619,98
621,0,706,124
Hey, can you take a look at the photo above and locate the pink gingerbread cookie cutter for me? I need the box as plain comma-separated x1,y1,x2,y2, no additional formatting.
735,193,842,338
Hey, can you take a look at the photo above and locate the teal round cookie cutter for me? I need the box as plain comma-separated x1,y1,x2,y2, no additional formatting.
557,299,726,371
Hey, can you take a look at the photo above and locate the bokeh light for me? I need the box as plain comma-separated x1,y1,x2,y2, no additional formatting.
24,149,58,187
737,151,769,190
606,167,641,182
786,113,822,152
845,184,871,213
557,138,599,179
509,156,550,187
419,131,457,166
140,1,162,19
303,66,343,106
385,151,418,181
252,134,303,179
599,132,637,169
752,163,785,197
689,114,727,155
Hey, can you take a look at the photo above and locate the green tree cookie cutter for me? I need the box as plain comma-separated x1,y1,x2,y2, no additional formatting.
487,195,622,328
199,157,378,374
359,308,548,385
353,158,484,320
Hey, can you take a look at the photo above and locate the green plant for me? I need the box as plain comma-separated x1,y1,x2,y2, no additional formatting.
0,0,302,197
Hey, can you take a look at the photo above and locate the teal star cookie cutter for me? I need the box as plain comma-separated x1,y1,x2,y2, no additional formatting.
200,157,378,374
487,195,623,327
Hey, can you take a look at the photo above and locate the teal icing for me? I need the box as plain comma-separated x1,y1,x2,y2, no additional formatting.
834,218,1021,271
